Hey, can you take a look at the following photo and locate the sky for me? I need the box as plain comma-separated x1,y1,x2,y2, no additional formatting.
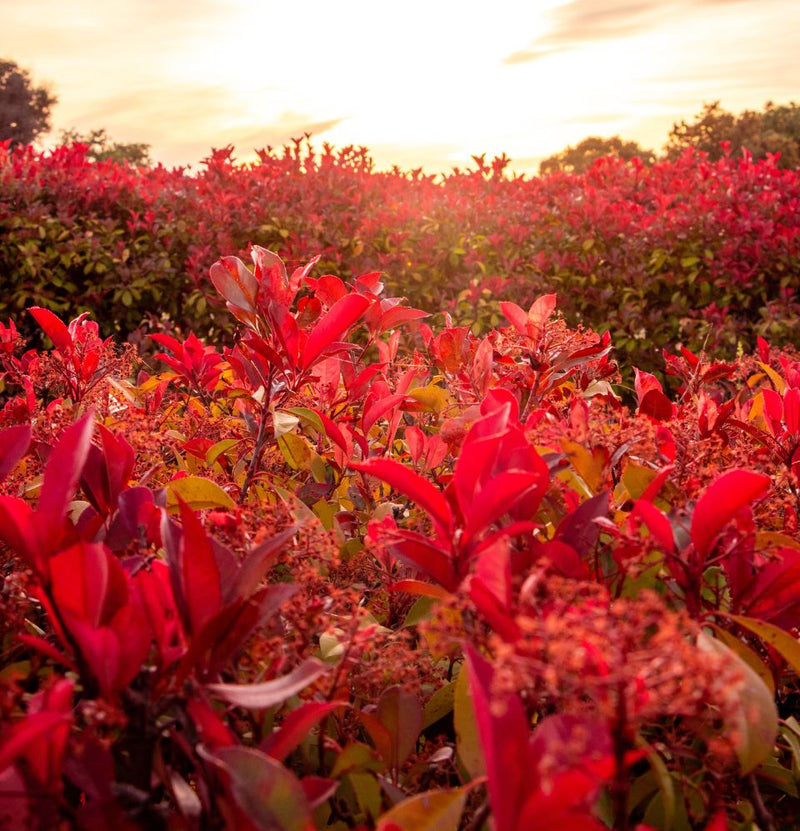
3,0,799,175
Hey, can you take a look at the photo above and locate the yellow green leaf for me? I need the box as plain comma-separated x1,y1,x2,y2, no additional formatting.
621,461,658,501
408,383,451,414
376,787,469,831
422,680,455,730
560,438,607,494
756,361,786,394
206,439,239,467
278,433,313,471
726,614,800,675
165,476,235,511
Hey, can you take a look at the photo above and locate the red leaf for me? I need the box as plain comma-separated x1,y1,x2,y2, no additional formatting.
362,393,407,435
377,686,423,772
351,457,452,537
0,497,41,575
0,711,72,777
638,389,673,421
178,501,222,636
463,470,544,546
405,425,425,464
230,525,298,603
0,424,31,482
38,412,95,527
465,645,530,831
631,500,675,552
691,470,770,559
207,658,329,709
300,293,371,370
263,701,346,761
388,579,451,599
29,306,72,352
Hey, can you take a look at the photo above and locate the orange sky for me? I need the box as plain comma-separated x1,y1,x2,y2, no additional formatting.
4,0,799,174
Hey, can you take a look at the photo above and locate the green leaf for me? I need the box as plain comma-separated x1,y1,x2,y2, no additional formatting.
697,632,778,774
375,787,469,831
331,742,385,778
377,686,423,771
705,623,775,695
165,475,235,511
403,595,436,628
454,666,484,779
422,680,455,730
202,746,315,831
287,406,325,436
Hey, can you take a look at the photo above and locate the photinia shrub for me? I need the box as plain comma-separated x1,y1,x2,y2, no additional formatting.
1,248,799,829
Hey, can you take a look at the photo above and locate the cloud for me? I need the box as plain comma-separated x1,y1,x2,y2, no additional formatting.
503,1,665,64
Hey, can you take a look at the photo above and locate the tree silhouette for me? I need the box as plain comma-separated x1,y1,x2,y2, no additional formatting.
539,135,655,175
0,59,57,147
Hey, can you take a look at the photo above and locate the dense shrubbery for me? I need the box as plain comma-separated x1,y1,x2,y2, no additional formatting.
1,248,800,828
1,138,798,379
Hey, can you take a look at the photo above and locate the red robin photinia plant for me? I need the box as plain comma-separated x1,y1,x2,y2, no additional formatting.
1,247,800,829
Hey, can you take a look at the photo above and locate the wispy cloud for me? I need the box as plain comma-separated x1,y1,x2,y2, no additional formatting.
504,1,666,64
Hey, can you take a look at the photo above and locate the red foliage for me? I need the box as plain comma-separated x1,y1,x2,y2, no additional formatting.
1,247,799,830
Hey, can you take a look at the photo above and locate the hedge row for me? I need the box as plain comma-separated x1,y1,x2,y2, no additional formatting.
1,138,798,376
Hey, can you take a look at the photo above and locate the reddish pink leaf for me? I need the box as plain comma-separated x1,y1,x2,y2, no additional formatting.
384,532,457,590
527,293,557,339
691,469,771,559
209,256,258,313
499,300,528,336
388,579,451,599
465,644,529,831
49,542,125,628
633,367,664,400
299,776,339,810
471,337,494,397
207,658,329,709
38,412,95,526
300,293,371,370
187,698,236,748
377,685,423,772
351,457,452,537
29,306,72,352
375,305,429,333
304,273,348,305
263,701,346,761
703,812,729,831
230,525,298,602
0,424,31,482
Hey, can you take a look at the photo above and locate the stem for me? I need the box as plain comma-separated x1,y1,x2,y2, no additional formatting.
239,406,270,503
748,773,776,831
611,680,631,831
